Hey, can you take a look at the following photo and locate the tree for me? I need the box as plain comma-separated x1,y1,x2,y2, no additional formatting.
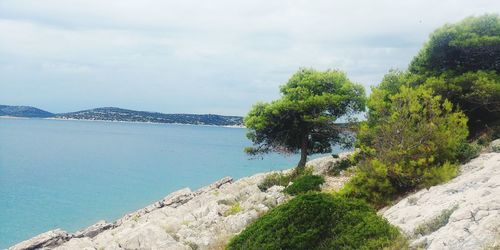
408,14,500,136
345,85,468,206
244,68,365,169
409,14,500,76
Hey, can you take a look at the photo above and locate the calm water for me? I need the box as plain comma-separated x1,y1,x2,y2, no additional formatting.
0,118,339,248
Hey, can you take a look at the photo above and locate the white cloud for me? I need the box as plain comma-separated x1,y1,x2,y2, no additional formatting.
0,0,498,114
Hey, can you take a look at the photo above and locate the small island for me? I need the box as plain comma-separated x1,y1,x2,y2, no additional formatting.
0,105,244,127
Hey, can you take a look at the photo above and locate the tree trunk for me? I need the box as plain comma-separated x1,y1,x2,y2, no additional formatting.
297,133,308,169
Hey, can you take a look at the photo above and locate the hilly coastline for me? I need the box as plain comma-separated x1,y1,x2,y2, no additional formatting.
0,105,54,118
0,105,244,126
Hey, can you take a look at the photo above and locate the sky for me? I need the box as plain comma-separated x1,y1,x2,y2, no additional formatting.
0,0,499,116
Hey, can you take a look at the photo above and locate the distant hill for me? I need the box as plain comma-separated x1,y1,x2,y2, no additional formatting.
0,105,54,118
55,107,244,126
0,105,243,126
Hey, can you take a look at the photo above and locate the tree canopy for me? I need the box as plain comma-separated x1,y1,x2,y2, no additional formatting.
244,68,365,168
227,193,400,250
346,85,468,206
409,14,500,136
409,14,500,76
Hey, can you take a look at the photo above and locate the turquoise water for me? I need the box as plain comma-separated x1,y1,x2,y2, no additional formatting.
0,118,338,248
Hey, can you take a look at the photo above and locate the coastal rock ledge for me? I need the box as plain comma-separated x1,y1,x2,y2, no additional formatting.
10,151,500,250
9,173,286,250
383,152,500,249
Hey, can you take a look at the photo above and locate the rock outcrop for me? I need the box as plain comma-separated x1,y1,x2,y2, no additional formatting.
383,152,500,249
12,151,500,250
9,173,287,250
9,155,348,250
9,229,72,250
307,152,354,191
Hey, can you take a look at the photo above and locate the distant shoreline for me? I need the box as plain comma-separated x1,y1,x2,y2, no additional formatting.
0,115,246,128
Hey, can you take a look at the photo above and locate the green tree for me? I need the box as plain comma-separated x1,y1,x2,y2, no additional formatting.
409,14,500,75
244,68,365,169
409,14,500,136
345,85,468,206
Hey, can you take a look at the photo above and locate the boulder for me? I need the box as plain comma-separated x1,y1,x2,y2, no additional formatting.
9,229,72,250
74,220,114,238
195,176,233,195
162,187,194,207
306,152,352,175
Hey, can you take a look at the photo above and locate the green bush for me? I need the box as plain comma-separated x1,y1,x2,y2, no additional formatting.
492,140,500,153
284,175,324,195
258,167,313,191
492,125,500,140
413,205,458,237
420,162,458,187
226,193,402,250
456,142,481,163
341,160,397,206
224,202,242,216
478,135,490,146
258,172,291,191
346,86,468,207
328,157,353,176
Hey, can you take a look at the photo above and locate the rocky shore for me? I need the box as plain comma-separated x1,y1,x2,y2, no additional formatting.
9,152,351,250
10,148,500,250
383,152,500,249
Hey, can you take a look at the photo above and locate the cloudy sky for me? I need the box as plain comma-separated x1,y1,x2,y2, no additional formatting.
0,0,498,115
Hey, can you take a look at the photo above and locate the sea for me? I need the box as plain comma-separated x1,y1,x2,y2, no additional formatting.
0,118,341,248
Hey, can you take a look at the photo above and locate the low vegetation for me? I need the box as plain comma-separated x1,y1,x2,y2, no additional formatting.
456,142,482,163
328,157,354,176
227,193,402,250
257,167,313,191
413,205,458,237
224,202,242,217
283,175,324,195
258,172,291,191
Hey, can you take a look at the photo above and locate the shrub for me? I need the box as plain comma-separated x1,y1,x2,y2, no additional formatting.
492,139,500,153
341,160,397,206
224,202,242,216
456,142,481,163
478,135,490,146
258,172,290,191
186,241,199,250
227,193,402,250
492,125,500,140
346,86,468,206
328,157,353,176
420,162,458,187
283,175,324,195
258,167,313,191
413,205,458,237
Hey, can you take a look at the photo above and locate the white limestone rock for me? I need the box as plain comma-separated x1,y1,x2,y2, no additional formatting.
307,152,352,175
383,153,500,250
9,229,72,250
74,220,114,238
